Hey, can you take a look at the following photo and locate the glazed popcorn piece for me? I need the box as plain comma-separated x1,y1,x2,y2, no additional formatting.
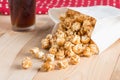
69,54,80,65
83,47,92,57
81,35,90,44
65,49,75,57
46,34,53,40
64,41,74,50
40,62,55,72
30,47,40,54
56,30,66,38
64,17,73,29
65,29,73,36
30,47,45,59
41,39,50,49
35,51,45,59
59,13,66,21
74,13,86,22
82,20,91,27
56,60,69,69
55,49,65,60
49,46,58,55
46,53,55,62
89,43,99,55
56,37,65,46
71,35,81,44
22,57,32,69
87,27,94,37
72,44,84,55
66,35,74,41
71,22,81,31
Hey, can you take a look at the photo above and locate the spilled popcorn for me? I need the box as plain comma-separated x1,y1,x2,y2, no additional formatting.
21,9,99,71
22,57,32,69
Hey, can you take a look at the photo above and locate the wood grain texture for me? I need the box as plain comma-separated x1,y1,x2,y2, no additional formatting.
6,24,53,80
0,15,120,80
111,53,120,80
32,40,120,80
0,31,35,80
0,15,54,80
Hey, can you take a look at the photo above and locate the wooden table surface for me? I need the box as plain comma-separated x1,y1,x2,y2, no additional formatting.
0,15,120,80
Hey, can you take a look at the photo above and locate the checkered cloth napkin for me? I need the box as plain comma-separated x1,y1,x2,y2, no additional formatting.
0,0,120,15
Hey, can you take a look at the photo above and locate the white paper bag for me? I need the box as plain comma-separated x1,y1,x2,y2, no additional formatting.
48,6,120,53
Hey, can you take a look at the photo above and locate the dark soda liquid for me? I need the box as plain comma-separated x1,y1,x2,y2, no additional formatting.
9,0,36,28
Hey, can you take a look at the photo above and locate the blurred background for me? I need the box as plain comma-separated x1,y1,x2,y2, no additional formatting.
0,0,120,15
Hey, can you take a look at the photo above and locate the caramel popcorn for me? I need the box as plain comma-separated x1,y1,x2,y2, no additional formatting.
82,20,91,27
59,13,66,21
41,55,47,61
34,51,45,59
71,22,81,31
64,18,73,29
30,47,40,54
56,30,66,38
55,49,65,60
58,24,66,31
74,14,86,22
39,9,98,71
49,46,58,55
66,35,74,41
22,57,32,69
24,9,99,72
46,34,53,41
80,27,85,35
56,60,69,69
46,53,55,62
40,62,54,72
72,35,80,44
91,18,96,26
58,22,66,30
65,49,75,57
87,27,94,37
64,41,74,50
81,35,90,44
89,43,99,55
66,9,79,17
30,47,45,59
41,39,50,49
69,54,80,65
50,36,57,45
82,47,92,57
65,29,73,36
72,44,84,54
56,37,65,46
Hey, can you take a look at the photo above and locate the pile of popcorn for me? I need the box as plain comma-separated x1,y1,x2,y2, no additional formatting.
22,9,99,71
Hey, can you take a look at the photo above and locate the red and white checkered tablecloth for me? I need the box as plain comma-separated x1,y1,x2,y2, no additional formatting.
0,0,120,15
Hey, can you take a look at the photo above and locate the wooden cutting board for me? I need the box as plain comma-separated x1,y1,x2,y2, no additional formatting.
0,15,120,80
